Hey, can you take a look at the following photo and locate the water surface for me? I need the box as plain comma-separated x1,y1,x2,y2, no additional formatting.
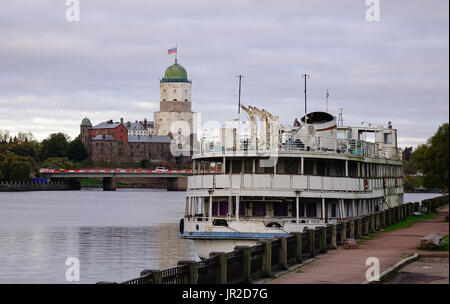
0,190,442,283
0,189,198,284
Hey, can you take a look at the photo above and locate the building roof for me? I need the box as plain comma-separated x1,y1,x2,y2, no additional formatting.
124,122,147,131
81,117,92,126
92,134,116,140
161,59,189,83
91,122,121,129
128,135,172,143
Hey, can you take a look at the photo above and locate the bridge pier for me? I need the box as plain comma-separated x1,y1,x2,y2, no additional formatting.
167,177,187,191
103,177,117,191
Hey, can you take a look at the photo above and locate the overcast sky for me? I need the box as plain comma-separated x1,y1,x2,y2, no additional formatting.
0,0,448,148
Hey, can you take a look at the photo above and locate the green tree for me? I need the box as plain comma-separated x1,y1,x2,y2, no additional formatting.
140,158,150,168
0,153,32,181
67,136,89,162
9,142,37,158
40,157,74,170
40,133,70,160
411,123,449,191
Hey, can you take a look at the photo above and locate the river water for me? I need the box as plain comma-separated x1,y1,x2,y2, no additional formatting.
0,190,442,284
0,189,199,284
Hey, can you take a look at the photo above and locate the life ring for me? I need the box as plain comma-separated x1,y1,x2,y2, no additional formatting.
364,178,369,190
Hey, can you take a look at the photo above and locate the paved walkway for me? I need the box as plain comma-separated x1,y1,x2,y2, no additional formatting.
267,205,449,284
387,257,449,284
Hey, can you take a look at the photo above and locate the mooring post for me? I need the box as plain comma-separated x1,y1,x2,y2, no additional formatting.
178,260,198,284
235,246,252,283
363,215,369,235
210,252,227,284
349,219,355,239
370,214,375,232
261,241,272,277
320,226,327,253
356,218,362,239
331,224,337,249
308,229,316,258
341,221,347,243
140,269,162,284
279,237,288,270
294,233,303,263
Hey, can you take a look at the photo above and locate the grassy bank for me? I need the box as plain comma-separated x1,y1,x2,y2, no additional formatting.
384,214,436,232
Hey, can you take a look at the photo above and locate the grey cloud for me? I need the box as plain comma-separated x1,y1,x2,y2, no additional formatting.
0,0,448,147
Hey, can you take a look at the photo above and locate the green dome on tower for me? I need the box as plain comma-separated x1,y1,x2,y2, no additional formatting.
162,59,189,82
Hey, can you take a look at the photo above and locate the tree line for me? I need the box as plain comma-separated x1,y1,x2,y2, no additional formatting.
0,131,88,182
402,123,449,192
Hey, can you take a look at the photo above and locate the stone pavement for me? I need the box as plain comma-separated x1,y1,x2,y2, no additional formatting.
267,205,449,284
387,257,449,284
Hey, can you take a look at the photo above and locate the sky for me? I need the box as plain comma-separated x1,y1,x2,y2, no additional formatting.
0,0,448,148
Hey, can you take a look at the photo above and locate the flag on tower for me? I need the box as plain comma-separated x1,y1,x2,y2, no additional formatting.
168,47,177,54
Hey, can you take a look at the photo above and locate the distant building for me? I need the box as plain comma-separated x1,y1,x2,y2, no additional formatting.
154,59,197,155
80,118,176,165
79,58,197,167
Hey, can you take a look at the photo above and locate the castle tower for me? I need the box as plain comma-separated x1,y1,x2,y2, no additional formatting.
80,117,92,151
154,59,194,139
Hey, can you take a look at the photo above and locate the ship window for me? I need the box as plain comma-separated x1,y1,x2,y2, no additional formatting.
212,202,218,216
285,159,299,174
306,203,316,217
252,202,266,217
264,166,274,174
276,159,285,174
232,160,242,173
337,129,346,139
244,159,253,174
232,202,246,216
384,133,392,144
219,202,228,216
331,203,337,218
304,159,314,175
274,202,288,217
317,160,325,176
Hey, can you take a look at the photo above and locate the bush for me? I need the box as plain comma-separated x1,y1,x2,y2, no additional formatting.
40,157,74,170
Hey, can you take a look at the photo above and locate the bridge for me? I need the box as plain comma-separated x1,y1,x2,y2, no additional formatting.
39,168,197,191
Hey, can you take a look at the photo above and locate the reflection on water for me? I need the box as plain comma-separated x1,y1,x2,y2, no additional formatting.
0,225,198,284
0,189,199,284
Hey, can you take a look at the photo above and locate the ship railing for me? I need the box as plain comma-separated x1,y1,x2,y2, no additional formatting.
199,135,387,159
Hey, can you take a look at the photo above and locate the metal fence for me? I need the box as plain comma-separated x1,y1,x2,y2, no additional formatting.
111,197,448,285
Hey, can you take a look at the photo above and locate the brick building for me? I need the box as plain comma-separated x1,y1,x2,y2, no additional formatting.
79,59,197,167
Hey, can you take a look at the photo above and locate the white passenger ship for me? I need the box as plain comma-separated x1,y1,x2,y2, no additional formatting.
180,106,403,257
